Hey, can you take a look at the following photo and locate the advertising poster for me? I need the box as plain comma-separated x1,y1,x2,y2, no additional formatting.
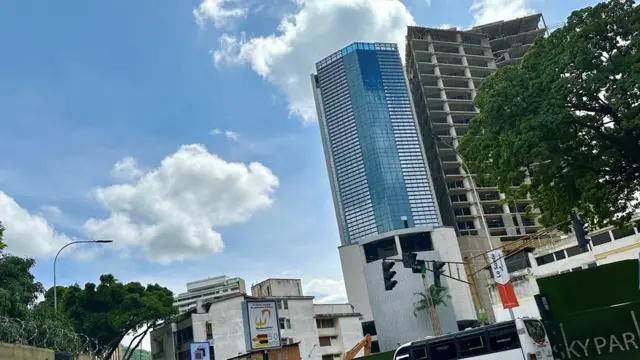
189,342,211,360
246,300,281,350
488,249,520,309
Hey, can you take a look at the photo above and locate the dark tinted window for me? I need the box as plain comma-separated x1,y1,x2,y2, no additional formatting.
410,345,427,360
428,340,457,360
361,321,377,336
566,245,589,257
506,251,530,273
591,232,612,246
364,239,397,263
400,232,433,253
394,345,409,360
554,250,566,260
612,227,635,240
458,335,489,357
524,320,546,343
488,329,520,352
535,254,554,266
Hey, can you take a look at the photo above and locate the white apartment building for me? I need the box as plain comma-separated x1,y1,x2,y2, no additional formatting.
339,226,476,351
151,279,364,360
487,217,640,321
174,275,246,313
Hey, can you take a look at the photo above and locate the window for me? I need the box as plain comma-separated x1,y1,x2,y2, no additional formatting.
458,335,489,357
612,227,635,240
586,262,597,268
566,245,589,257
277,299,289,310
458,221,475,230
363,238,398,263
361,321,376,336
554,250,566,261
454,207,471,216
322,356,333,360
279,318,291,330
317,319,335,329
488,328,520,352
399,232,433,253
571,267,582,272
591,232,612,246
535,254,554,266
428,340,457,360
410,345,427,360
505,251,530,273
205,322,213,340
450,194,468,203
282,337,293,345
523,320,546,343
177,326,194,345
319,337,332,347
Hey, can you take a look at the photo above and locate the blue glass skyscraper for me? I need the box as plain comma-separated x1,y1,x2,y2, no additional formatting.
311,42,441,245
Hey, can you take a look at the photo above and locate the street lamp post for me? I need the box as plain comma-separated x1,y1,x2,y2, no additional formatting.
53,240,113,312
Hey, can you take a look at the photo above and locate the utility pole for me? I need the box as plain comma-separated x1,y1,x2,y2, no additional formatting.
464,257,487,324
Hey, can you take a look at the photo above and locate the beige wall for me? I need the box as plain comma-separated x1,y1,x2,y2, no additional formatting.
0,343,55,360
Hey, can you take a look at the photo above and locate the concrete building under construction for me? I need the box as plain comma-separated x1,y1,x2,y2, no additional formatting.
404,14,547,322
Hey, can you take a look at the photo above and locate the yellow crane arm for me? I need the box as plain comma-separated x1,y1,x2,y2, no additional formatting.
342,334,372,360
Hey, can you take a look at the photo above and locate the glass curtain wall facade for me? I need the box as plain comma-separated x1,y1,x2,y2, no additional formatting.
311,42,440,245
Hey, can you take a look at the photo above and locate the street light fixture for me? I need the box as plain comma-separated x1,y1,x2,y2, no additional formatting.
53,240,113,312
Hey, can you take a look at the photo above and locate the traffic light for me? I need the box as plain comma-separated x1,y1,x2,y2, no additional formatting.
382,260,398,291
570,212,590,248
402,252,417,268
433,261,446,287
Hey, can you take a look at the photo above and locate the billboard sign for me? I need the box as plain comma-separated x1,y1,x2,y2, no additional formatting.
488,249,519,309
246,300,281,350
189,342,211,360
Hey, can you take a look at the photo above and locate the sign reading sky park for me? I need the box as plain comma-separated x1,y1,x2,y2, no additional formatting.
246,300,282,351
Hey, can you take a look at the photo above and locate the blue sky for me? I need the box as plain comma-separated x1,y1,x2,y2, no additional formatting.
0,0,600,319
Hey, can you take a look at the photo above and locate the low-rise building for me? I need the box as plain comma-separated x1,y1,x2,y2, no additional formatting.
174,275,246,313
339,226,477,351
151,279,364,360
487,217,640,321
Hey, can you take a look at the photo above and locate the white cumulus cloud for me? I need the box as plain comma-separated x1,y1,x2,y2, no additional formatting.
194,0,247,28
304,278,347,304
0,192,71,258
83,144,279,264
470,0,534,26
211,0,415,123
40,205,62,219
111,157,144,182
211,128,240,141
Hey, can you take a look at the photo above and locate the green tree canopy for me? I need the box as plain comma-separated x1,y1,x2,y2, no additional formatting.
413,285,451,317
0,222,6,252
0,253,44,319
458,0,640,230
43,274,178,360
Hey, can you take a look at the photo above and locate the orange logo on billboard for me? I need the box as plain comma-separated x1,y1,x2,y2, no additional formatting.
254,308,271,327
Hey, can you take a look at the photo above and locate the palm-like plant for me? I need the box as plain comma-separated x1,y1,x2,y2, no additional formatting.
413,285,451,317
